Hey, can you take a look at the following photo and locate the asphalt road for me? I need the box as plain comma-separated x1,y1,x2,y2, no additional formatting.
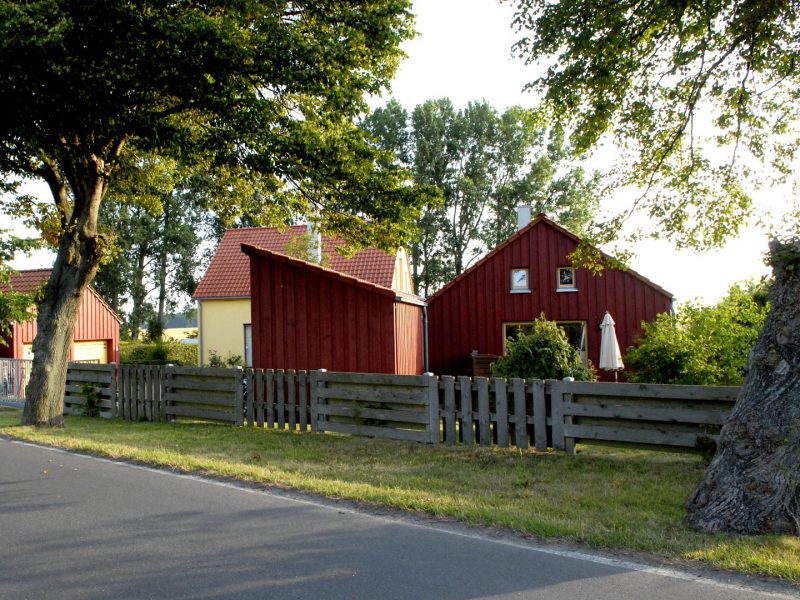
0,438,795,600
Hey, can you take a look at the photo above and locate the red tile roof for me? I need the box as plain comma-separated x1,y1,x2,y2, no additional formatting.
0,268,51,293
193,226,398,299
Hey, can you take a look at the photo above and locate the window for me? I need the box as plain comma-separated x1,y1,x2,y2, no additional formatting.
243,324,253,367
557,267,577,291
502,320,588,367
510,268,530,293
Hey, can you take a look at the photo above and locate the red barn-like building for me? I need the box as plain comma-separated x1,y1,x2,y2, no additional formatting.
243,244,424,375
426,214,673,380
0,269,121,363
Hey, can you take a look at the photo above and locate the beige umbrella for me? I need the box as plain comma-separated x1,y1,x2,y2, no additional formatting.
599,311,624,381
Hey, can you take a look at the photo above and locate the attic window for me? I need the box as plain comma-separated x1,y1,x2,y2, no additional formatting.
557,267,577,292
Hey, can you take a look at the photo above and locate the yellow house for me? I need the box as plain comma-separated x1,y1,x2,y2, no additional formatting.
193,226,414,367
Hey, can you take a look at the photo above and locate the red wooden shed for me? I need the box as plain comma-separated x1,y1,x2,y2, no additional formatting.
243,244,424,375
0,269,121,363
426,214,673,380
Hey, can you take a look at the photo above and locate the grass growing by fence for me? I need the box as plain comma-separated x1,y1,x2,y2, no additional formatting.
1,407,797,582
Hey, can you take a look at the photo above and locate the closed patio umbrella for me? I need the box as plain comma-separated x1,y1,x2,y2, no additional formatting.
599,311,624,381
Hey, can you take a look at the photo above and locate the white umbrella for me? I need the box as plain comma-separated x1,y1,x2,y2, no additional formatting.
599,311,624,380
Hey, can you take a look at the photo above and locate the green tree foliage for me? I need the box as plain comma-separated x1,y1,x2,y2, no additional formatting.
0,1,423,425
626,281,770,386
0,232,40,342
363,98,599,296
491,316,596,381
505,0,799,248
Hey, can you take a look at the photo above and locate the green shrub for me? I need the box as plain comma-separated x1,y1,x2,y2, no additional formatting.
207,349,245,368
80,383,101,418
491,315,596,381
120,340,198,365
626,279,770,385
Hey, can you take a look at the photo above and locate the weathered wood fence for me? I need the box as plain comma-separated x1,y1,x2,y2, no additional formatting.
60,362,741,453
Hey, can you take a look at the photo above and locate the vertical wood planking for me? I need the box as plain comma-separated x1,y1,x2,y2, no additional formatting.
477,377,490,446
532,379,547,451
425,373,439,443
495,378,509,448
298,371,308,431
458,376,473,446
256,369,265,427
246,368,255,427
310,370,321,433
266,370,275,428
287,370,296,431
276,369,285,429
131,365,139,422
109,363,117,418
442,376,456,445
234,367,244,426
551,380,565,450
513,378,527,449
563,389,576,454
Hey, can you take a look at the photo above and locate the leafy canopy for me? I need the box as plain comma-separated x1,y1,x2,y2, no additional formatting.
625,280,770,385
0,0,425,252
506,0,800,248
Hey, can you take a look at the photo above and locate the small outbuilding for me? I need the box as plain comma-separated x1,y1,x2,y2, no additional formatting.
426,213,673,380
0,269,121,363
243,244,424,375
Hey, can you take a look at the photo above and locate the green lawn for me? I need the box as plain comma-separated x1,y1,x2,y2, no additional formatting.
1,407,798,582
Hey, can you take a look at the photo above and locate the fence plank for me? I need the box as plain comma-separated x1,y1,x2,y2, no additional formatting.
315,386,430,405
442,376,456,445
316,404,428,424
561,402,731,425
563,392,576,454
477,377,490,446
458,376,473,446
316,372,428,386
256,370,265,428
494,379,509,448
234,367,244,426
319,421,430,443
266,370,275,428
164,405,236,422
245,369,255,427
563,423,706,447
298,371,308,431
425,373,439,443
560,381,740,401
276,369,285,429
551,380,565,451
512,378,527,450
310,370,322,433
531,379,547,451
287,370,297,431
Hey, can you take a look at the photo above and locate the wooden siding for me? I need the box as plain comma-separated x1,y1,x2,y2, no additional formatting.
250,251,424,374
393,301,424,375
9,286,120,363
427,219,673,378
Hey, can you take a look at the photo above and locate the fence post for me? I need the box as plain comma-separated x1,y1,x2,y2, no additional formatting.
424,372,439,444
513,378,527,450
551,379,566,451
234,366,244,426
298,370,308,431
477,377,490,446
109,363,117,419
311,369,325,433
442,375,456,445
495,378,509,448
532,379,547,451
458,376,473,445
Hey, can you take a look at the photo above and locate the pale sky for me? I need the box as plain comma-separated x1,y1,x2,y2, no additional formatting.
7,0,791,305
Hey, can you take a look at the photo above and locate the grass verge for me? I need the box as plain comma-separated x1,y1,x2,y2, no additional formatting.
1,408,798,582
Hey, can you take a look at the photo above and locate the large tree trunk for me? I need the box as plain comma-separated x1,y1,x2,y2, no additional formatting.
686,239,800,534
22,230,101,426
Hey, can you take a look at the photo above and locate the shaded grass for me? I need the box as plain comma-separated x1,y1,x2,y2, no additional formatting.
1,408,798,582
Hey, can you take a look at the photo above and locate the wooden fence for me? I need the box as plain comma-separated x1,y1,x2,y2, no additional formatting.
551,380,740,453
63,363,116,418
0,358,32,406
313,371,439,443
58,363,741,453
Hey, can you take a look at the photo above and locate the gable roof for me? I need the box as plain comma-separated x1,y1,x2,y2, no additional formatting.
193,226,398,299
426,214,673,302
0,268,122,323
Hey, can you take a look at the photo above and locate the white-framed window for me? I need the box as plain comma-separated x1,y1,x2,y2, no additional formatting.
502,320,588,366
557,267,577,291
243,324,253,367
510,268,530,293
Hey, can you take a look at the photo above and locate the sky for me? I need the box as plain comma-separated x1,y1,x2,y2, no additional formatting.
7,0,792,305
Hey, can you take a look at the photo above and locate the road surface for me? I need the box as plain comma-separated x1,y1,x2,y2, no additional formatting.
0,438,795,599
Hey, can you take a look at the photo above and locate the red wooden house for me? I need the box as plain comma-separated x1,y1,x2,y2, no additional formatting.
426,214,673,380
0,269,121,363
243,244,424,374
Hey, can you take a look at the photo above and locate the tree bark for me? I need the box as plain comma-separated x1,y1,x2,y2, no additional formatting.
686,238,800,534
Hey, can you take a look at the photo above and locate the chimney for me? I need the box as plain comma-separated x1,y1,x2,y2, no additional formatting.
306,222,322,263
516,205,531,231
